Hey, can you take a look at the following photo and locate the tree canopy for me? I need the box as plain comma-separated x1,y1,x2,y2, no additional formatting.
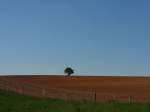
64,67,74,76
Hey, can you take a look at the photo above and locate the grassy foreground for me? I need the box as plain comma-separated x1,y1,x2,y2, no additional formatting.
0,90,150,112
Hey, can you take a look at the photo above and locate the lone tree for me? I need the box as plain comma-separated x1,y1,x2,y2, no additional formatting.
64,67,74,76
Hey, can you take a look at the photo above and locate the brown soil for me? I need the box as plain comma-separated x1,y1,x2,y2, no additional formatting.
1,75,150,102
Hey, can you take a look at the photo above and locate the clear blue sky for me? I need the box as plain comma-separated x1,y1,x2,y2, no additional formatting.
0,0,150,75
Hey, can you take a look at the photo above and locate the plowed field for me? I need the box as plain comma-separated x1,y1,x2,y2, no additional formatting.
1,75,150,102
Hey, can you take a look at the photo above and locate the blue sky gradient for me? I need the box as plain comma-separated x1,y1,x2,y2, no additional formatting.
0,0,150,75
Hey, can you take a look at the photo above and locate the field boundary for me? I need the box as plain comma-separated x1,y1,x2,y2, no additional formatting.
1,76,149,103
0,77,95,101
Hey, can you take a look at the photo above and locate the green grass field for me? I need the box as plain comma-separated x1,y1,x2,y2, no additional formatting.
0,89,150,112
